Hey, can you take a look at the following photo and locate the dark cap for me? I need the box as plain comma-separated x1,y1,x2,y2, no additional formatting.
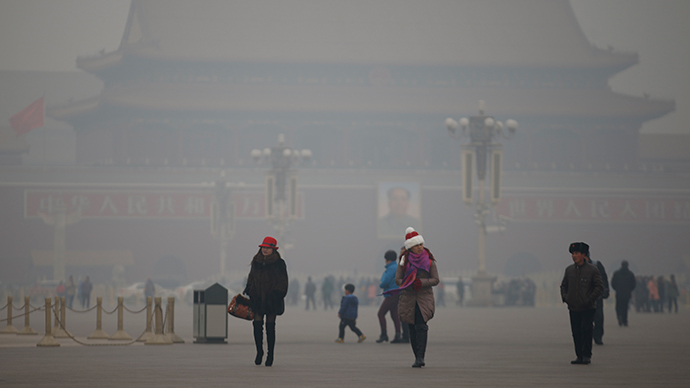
568,242,589,257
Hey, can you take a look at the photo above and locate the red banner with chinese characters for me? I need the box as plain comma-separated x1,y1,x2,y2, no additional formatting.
496,195,690,223
23,190,302,219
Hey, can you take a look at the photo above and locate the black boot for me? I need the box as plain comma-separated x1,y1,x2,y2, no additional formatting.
375,330,388,343
401,323,410,343
412,323,427,368
408,323,418,365
252,321,264,365
265,322,275,367
390,333,403,343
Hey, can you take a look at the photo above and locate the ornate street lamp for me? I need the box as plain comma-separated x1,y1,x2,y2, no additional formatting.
251,134,311,249
445,100,517,306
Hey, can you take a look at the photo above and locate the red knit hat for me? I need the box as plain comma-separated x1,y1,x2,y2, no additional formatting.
404,227,425,250
259,236,278,250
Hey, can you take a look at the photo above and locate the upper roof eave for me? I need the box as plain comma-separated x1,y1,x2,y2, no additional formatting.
81,0,638,72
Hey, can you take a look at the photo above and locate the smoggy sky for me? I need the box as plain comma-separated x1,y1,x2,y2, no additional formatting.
0,0,688,134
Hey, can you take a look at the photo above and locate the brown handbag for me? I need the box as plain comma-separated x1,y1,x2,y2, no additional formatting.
227,294,255,320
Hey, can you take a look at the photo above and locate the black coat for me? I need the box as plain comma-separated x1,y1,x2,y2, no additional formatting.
244,250,288,316
560,262,604,312
611,267,636,299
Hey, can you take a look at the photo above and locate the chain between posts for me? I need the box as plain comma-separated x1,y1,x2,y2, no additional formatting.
50,304,156,346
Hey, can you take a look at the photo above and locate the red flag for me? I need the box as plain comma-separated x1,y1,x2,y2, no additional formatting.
10,96,44,135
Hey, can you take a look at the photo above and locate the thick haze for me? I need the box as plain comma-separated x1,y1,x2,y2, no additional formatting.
0,1,688,286
1,0,688,134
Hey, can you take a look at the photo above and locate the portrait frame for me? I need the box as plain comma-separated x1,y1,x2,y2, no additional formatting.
377,181,421,239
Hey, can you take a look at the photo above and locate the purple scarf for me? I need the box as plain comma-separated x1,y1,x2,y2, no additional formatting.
383,249,430,296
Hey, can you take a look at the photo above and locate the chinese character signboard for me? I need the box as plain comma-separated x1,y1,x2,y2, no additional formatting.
496,195,690,224
24,190,302,220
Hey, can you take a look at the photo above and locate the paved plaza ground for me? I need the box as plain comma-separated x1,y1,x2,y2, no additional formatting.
1,302,688,387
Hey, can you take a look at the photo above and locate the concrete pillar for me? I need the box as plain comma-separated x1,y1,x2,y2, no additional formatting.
36,298,59,347
137,297,154,342
1,296,18,334
145,297,172,345
17,297,37,335
87,297,109,339
109,297,132,340
165,297,184,343
53,297,69,338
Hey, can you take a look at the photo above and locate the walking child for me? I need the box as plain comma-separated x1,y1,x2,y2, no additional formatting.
335,284,366,343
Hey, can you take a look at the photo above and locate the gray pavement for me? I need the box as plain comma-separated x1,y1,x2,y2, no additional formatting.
1,302,689,387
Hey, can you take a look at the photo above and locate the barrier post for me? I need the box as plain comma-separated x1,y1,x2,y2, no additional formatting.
17,296,37,335
1,296,18,334
87,297,109,339
37,298,59,347
109,297,132,340
145,297,172,345
138,297,154,342
53,296,70,338
166,297,184,343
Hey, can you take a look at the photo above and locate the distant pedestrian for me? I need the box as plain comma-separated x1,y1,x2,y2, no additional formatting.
387,227,439,368
81,276,93,308
376,250,402,343
648,277,660,312
560,242,604,365
65,275,77,308
243,236,288,367
657,276,666,313
667,274,679,313
335,284,365,343
322,275,335,310
436,281,446,307
56,281,66,298
456,277,465,306
288,278,300,306
611,260,636,326
305,276,316,310
586,254,609,345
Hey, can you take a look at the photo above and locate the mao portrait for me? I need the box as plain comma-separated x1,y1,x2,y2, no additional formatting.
377,182,421,239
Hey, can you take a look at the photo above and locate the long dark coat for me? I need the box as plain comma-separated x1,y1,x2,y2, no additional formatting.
244,250,289,316
396,248,439,324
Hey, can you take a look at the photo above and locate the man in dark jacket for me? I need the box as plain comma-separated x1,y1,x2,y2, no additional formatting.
611,260,636,326
560,242,604,365
586,254,609,345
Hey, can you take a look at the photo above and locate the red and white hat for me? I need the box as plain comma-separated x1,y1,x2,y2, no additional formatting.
404,227,424,250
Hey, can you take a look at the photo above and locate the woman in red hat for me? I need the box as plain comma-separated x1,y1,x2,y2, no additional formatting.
243,236,289,366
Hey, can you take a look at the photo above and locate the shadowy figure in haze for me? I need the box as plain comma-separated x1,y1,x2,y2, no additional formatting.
305,276,316,310
611,260,636,326
667,274,679,313
80,276,92,308
322,275,335,310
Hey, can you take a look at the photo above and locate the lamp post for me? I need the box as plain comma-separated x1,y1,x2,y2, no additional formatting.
210,171,234,277
445,100,517,306
251,134,311,249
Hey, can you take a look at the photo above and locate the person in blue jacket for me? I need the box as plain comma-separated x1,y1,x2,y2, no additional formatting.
376,250,403,343
335,284,366,343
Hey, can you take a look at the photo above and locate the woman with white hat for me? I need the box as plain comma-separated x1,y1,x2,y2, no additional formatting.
385,227,439,367
243,236,289,367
